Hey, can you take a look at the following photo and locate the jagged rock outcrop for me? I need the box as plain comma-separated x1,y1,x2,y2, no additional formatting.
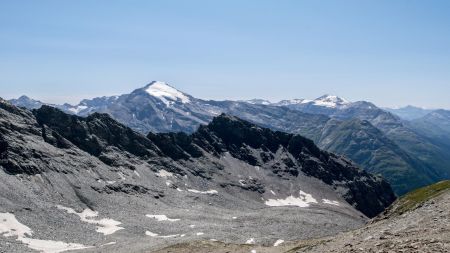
149,114,396,217
29,105,396,217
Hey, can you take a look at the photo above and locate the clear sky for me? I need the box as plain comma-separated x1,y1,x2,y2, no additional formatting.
1,0,450,108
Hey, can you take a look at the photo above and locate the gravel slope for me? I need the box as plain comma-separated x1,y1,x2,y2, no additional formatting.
152,182,450,253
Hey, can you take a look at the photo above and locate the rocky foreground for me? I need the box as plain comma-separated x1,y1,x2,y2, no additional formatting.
152,181,450,253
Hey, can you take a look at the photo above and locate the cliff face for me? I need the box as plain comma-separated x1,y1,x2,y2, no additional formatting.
149,114,396,217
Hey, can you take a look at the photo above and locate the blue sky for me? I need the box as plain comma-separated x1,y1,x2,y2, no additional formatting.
1,0,450,108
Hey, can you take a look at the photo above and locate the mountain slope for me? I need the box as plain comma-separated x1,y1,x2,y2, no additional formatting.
277,96,450,194
289,180,450,252
312,118,434,195
385,105,434,120
154,181,450,253
9,83,447,196
410,109,450,144
0,100,395,252
69,81,217,133
8,95,46,109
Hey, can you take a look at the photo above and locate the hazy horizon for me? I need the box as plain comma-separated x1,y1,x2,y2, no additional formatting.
1,1,450,109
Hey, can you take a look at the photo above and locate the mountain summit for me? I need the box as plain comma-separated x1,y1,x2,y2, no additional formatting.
8,95,46,109
143,81,191,106
313,95,350,108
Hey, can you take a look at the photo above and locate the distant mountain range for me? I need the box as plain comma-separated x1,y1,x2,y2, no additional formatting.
8,81,450,195
385,105,434,120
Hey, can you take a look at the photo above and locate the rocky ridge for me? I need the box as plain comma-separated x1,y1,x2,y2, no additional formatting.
0,99,395,252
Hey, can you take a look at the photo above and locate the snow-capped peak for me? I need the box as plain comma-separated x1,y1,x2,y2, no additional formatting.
145,81,191,106
313,95,349,108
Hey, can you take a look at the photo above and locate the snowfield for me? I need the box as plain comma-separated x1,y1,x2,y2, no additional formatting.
265,191,318,207
187,189,218,194
323,199,340,206
146,214,180,222
56,205,123,235
146,81,190,106
0,212,91,253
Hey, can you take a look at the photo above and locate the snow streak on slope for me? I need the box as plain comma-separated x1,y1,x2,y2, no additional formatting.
56,205,123,235
265,191,318,207
146,215,180,222
187,189,218,194
145,81,190,106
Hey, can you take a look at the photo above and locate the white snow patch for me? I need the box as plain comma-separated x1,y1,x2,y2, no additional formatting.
159,234,180,238
187,189,218,195
274,239,285,246
0,213,32,238
56,205,123,235
0,212,91,253
156,169,173,178
232,217,237,220
189,224,196,228
133,170,140,177
265,191,318,208
313,95,349,108
196,232,204,236
245,238,255,244
101,242,117,246
322,199,340,206
146,215,180,222
145,231,158,237
145,231,180,238
176,188,183,192
275,99,311,106
20,238,91,253
246,99,271,105
251,250,257,253
68,105,87,114
270,190,277,196
165,180,172,187
145,81,190,106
